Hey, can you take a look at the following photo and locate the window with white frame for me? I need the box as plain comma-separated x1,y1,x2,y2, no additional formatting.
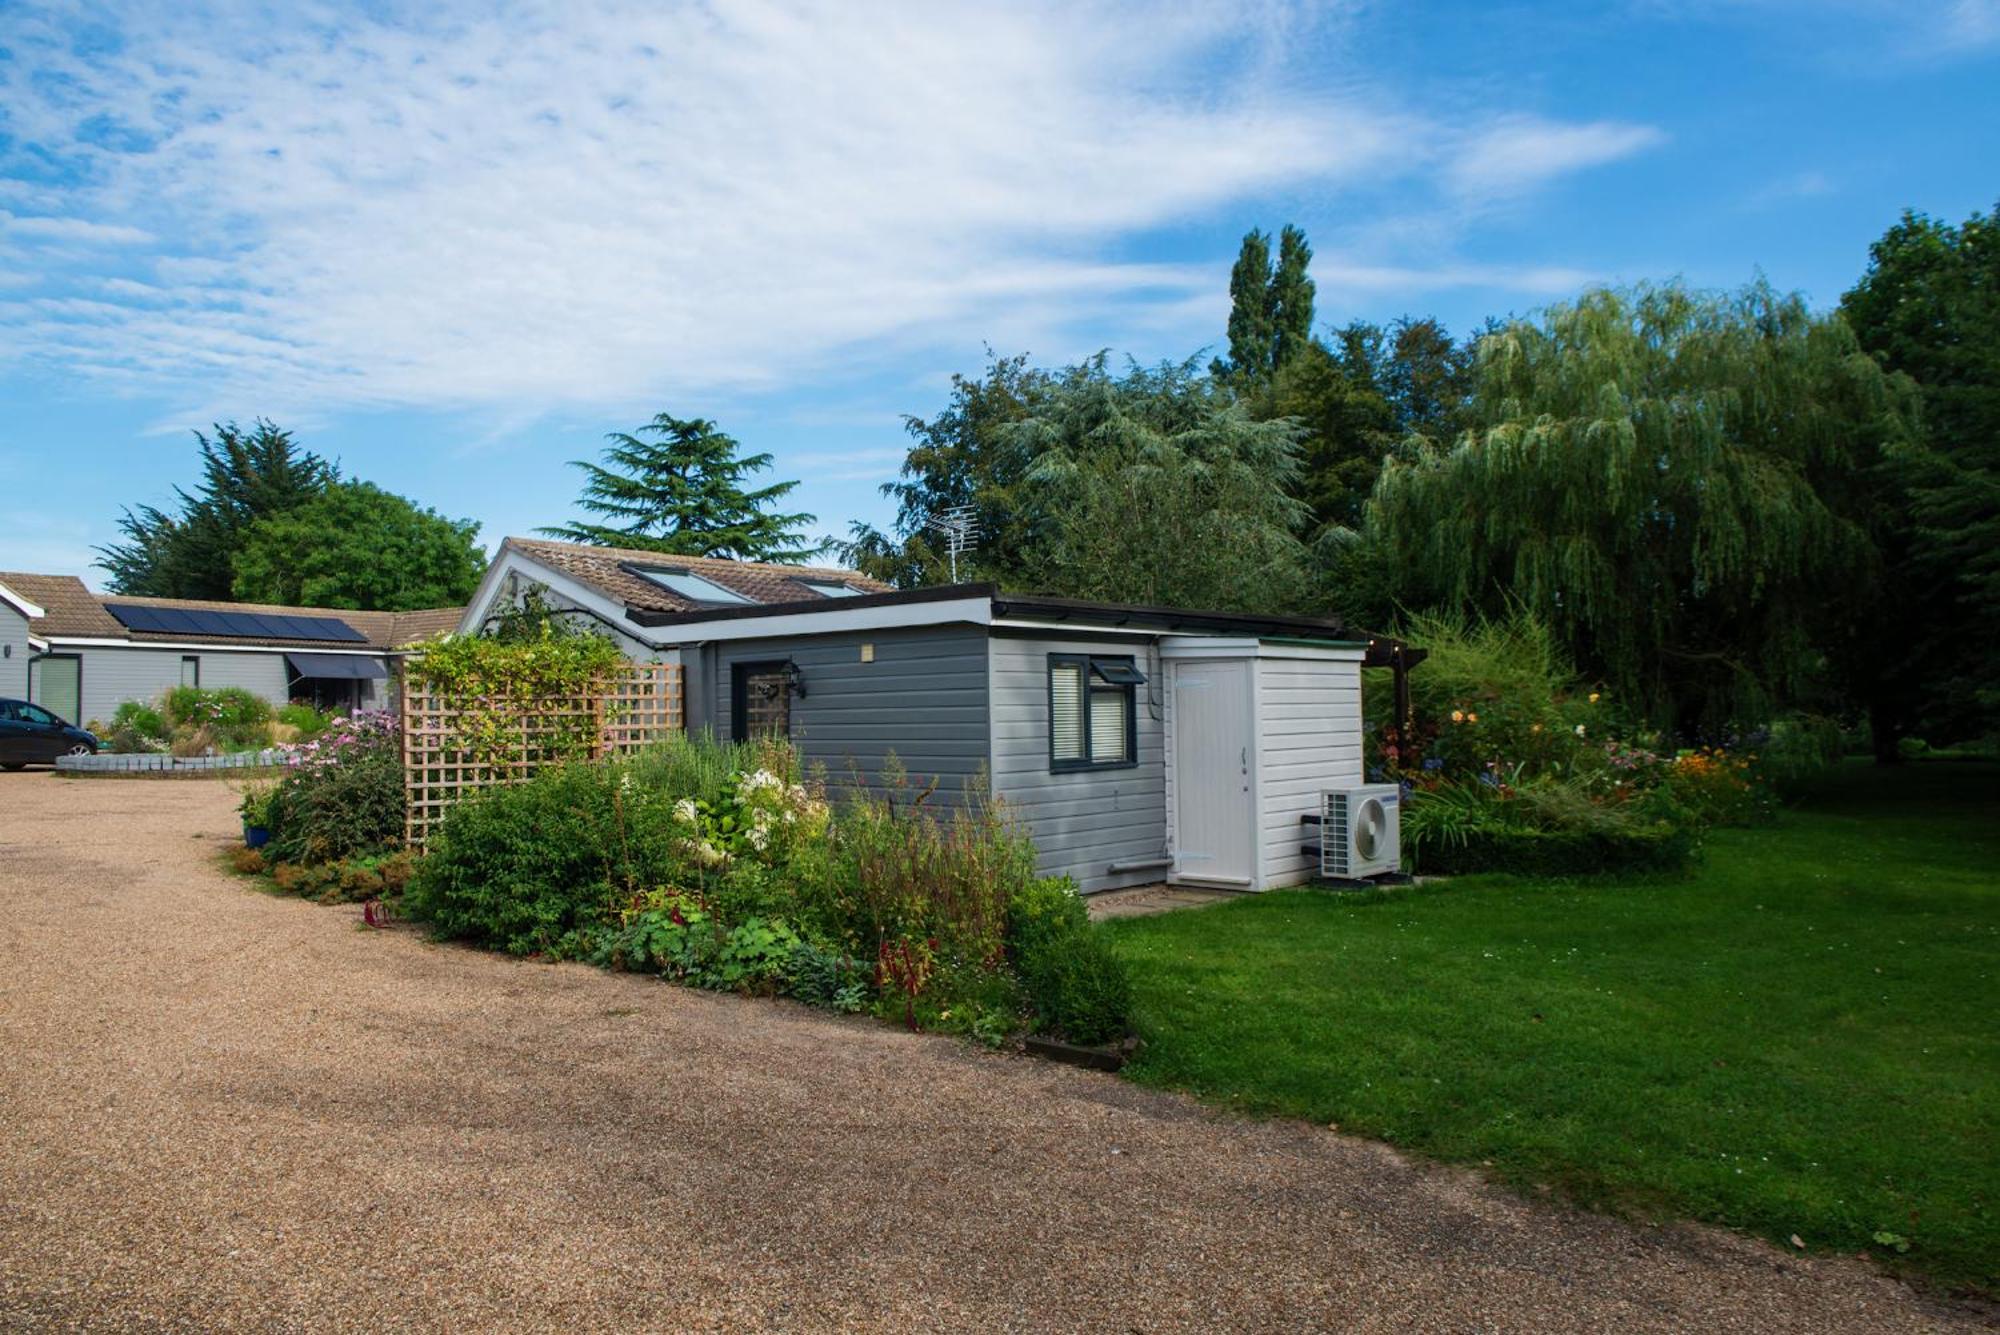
1048,654,1144,771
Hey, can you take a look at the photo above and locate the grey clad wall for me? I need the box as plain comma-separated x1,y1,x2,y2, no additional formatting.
988,630,1168,894
0,603,26,698
58,645,292,726
706,625,990,798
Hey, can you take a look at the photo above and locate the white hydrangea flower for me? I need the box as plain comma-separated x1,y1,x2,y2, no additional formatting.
673,797,699,825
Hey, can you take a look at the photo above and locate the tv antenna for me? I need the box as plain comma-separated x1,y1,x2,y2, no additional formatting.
924,504,980,582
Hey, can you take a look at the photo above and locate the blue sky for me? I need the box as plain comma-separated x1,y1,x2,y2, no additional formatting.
3,0,1996,586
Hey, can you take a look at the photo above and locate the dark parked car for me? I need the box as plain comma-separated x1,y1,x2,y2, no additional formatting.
0,698,99,769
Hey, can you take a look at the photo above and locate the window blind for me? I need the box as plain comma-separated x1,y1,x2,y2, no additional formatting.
1089,686,1127,762
1050,662,1084,761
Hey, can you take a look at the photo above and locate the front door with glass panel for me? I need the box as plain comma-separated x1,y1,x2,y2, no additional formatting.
731,661,792,740
1171,659,1255,887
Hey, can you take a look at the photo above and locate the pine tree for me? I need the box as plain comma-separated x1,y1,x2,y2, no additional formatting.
540,413,823,562
96,420,335,598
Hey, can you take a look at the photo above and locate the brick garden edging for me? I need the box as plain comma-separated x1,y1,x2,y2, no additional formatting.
56,749,291,779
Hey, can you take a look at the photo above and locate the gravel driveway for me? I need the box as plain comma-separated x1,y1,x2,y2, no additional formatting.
0,773,1976,1332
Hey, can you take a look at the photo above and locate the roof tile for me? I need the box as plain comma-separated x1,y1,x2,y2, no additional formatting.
503,537,889,614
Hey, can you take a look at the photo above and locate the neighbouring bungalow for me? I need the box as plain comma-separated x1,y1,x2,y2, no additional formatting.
0,571,461,728
462,537,1402,894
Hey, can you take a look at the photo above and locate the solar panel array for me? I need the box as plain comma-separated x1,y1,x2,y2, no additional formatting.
103,603,368,643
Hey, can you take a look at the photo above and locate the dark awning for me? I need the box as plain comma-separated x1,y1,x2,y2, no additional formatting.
284,652,388,681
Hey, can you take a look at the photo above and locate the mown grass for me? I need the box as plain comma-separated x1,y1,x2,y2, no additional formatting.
1105,761,1999,1294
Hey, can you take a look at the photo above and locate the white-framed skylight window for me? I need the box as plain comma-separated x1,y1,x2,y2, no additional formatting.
632,567,756,605
798,579,861,598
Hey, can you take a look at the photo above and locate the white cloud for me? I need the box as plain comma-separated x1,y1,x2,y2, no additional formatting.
0,1,1660,418
1445,117,1666,199
0,214,154,244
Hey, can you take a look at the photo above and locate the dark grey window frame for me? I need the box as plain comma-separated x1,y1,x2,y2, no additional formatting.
181,655,200,688
1047,653,1140,773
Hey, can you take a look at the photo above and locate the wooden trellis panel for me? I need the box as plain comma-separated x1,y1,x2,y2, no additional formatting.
402,662,682,849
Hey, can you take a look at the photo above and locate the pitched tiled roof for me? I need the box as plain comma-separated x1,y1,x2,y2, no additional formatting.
388,608,467,644
502,537,889,614
0,573,127,639
0,571,462,650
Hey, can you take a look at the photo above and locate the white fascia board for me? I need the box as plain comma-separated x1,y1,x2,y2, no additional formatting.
1158,635,1363,662
1251,641,1366,662
0,580,47,620
468,547,650,643
39,636,390,659
27,635,48,652
646,595,994,646
1158,636,1263,658
988,619,1165,640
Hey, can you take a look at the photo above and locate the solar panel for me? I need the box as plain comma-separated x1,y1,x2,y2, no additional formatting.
184,610,236,636
301,616,367,643
104,603,170,632
230,612,290,638
101,601,366,643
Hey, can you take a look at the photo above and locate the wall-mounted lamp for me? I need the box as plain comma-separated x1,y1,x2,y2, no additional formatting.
786,662,808,700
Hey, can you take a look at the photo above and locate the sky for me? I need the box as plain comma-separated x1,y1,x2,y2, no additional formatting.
2,0,1996,586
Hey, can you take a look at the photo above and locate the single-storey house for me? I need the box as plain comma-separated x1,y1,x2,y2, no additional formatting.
0,578,44,701
463,538,1376,893
0,571,461,728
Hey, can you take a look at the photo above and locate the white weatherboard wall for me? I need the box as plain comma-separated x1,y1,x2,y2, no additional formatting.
988,632,1168,894
0,602,26,698
1162,638,1365,892
1253,647,1365,889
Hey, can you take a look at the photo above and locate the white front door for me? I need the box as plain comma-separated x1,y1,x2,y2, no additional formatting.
1171,659,1255,887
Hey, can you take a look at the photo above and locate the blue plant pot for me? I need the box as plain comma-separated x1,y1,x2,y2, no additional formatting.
244,824,271,849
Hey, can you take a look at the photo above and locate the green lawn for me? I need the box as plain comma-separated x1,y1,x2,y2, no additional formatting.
1105,761,1999,1294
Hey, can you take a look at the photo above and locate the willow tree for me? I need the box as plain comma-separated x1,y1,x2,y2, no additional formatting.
1367,282,1921,734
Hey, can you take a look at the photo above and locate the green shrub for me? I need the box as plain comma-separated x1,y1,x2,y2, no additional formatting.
276,701,332,741
264,712,404,865
1006,877,1132,1045
159,685,274,751
408,763,684,956
1412,824,1696,876
1402,773,1698,876
788,938,870,1013
98,700,170,753
1750,714,1845,795
809,759,1035,966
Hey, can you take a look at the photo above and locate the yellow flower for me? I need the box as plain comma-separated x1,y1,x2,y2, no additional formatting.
1466,712,1479,723
1588,692,1601,704
1530,723,1543,733
1450,709,1465,723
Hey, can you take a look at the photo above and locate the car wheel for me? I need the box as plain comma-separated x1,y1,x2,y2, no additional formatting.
1,763,25,772
64,743,94,756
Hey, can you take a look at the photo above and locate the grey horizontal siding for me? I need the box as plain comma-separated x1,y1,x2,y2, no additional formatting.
0,604,26,699
53,645,292,727
989,631,1167,894
708,626,990,802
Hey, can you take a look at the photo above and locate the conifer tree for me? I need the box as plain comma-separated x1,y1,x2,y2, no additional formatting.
541,413,822,562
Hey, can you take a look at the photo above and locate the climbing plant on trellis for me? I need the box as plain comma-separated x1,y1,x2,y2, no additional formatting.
401,661,683,849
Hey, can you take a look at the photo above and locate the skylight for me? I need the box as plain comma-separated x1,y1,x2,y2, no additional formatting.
633,567,756,605
799,579,860,598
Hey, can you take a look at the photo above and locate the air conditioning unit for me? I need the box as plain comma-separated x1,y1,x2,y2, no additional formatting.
1318,785,1402,879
